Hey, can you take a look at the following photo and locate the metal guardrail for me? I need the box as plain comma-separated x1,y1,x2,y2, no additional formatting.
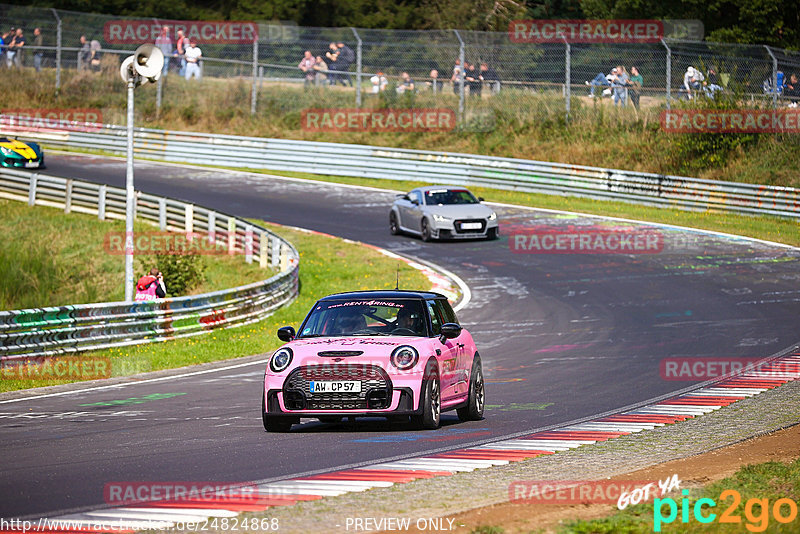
5,123,799,219
0,168,299,360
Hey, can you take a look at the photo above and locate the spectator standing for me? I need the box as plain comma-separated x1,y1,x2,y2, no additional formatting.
611,65,629,106
89,40,102,71
464,61,481,96
480,62,500,94
298,50,316,87
135,268,166,301
175,29,187,76
785,73,800,107
313,55,328,86
325,42,340,85
336,41,354,86
7,28,25,68
155,26,173,76
426,69,443,92
78,35,91,70
451,59,462,95
32,28,43,72
370,70,387,93
396,71,415,94
628,66,643,110
184,39,202,80
0,28,10,67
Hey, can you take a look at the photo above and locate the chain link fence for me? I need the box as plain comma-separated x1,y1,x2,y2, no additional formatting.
2,2,800,126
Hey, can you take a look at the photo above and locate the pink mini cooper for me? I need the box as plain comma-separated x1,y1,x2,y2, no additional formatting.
262,290,484,432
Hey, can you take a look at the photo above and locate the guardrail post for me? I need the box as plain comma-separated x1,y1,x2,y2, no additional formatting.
454,30,465,122
764,45,779,106
185,204,193,233
158,198,166,230
52,9,62,92
259,231,269,268
156,77,163,117
64,179,73,213
245,224,254,263
662,39,671,110
228,217,236,255
250,37,259,115
98,184,107,220
562,35,571,123
207,211,216,243
351,28,362,108
28,174,38,206
271,236,280,268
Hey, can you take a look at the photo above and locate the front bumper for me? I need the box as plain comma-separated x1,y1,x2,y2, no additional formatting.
1,155,44,169
433,218,498,239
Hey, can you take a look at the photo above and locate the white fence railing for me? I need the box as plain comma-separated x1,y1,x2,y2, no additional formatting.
0,168,299,360
4,123,799,219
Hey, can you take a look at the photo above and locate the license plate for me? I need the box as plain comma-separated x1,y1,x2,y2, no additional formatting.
460,222,482,230
25,161,40,168
309,380,361,393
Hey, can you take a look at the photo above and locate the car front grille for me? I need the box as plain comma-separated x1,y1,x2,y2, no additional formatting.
284,364,392,410
454,218,487,234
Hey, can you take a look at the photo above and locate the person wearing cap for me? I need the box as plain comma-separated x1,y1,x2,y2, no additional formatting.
184,39,202,80
683,66,704,99
586,67,616,97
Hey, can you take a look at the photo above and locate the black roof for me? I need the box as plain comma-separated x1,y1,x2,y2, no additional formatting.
318,289,447,301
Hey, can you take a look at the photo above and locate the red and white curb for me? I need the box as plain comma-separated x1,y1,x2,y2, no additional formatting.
7,352,799,533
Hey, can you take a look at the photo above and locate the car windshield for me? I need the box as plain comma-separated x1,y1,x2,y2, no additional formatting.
298,299,427,338
424,189,478,205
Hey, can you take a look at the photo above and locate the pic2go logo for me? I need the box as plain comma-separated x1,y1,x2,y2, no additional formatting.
653,489,799,532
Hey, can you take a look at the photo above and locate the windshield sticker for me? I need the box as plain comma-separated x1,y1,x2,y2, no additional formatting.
326,300,405,309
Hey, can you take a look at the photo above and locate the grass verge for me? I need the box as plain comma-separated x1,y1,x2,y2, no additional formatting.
561,457,800,533
0,222,429,392
0,199,270,310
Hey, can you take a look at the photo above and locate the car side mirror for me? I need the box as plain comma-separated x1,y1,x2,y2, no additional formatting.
277,326,295,342
439,323,462,343
411,198,419,205
478,197,485,202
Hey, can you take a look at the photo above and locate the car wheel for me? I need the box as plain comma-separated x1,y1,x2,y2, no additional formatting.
389,212,400,235
262,390,293,432
486,227,498,240
412,368,440,429
457,355,485,421
421,218,433,242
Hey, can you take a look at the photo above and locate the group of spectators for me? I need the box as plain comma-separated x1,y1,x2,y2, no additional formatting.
586,66,644,109
761,70,800,107
1,27,45,71
154,26,202,80
298,42,355,87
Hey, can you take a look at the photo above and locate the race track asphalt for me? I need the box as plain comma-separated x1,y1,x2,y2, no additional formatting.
2,153,799,518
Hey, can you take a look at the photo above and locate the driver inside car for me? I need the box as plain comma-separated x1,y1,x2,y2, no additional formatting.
333,310,367,335
394,307,422,335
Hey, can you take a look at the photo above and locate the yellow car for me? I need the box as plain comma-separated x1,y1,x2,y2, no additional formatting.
0,137,45,169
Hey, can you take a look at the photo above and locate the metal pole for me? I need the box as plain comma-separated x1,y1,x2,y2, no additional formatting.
124,78,135,302
351,28,362,108
764,45,778,106
662,39,671,110
454,30,465,121
250,37,259,114
52,9,62,92
563,36,570,122
156,76,162,116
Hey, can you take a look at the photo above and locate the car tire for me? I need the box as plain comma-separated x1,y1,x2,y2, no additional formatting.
457,355,485,422
411,367,440,429
486,227,498,240
389,212,400,235
262,391,293,432
421,219,433,242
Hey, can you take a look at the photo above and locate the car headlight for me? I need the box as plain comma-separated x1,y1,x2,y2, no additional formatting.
269,347,293,373
0,146,12,156
390,345,419,370
488,212,497,221
432,214,451,223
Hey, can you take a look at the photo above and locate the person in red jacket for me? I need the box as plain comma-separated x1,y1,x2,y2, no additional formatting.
135,268,166,301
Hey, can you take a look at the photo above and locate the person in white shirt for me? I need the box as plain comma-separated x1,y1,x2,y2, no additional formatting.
370,71,387,93
184,39,202,80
